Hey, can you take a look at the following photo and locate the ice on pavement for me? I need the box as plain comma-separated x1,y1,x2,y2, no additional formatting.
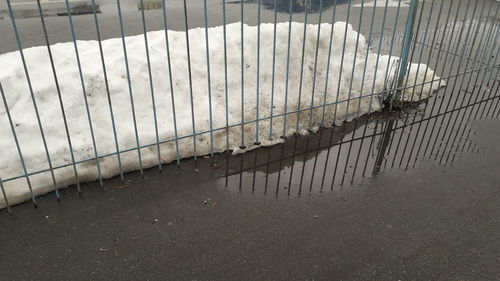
0,22,443,207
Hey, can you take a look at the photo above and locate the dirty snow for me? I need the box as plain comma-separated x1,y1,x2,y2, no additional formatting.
0,22,443,207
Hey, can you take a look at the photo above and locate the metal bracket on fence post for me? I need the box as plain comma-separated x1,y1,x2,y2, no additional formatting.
392,0,419,109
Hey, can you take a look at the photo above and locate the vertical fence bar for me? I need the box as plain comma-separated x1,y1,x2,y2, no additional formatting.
320,0,337,125
318,0,338,191
0,82,36,207
272,0,285,195
182,0,198,165
240,0,245,148
392,0,419,109
332,0,351,128
282,0,293,138
255,0,261,145
251,149,258,193
264,147,271,194
355,0,390,180
308,130,323,192
308,0,323,129
389,0,426,168
374,0,413,173
341,0,379,185
330,0,352,190
0,179,11,214
161,0,181,166
361,119,380,177
90,0,124,182
7,0,61,199
339,0,378,186
288,0,309,196
268,0,278,139
116,0,144,176
139,0,162,170
275,0,294,193
223,0,230,185
306,0,324,192
338,0,371,186
65,0,104,186
297,137,309,195
379,0,402,104
384,2,417,151
398,0,439,169
372,120,395,176
294,1,308,133
203,0,215,157
37,0,81,190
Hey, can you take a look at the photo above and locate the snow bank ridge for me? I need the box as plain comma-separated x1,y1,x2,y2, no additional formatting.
0,22,444,208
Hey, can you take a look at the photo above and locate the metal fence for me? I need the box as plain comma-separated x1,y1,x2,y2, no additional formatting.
0,0,499,211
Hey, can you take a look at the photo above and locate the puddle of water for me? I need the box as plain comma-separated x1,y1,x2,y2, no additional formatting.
3,85,497,210
216,94,495,197
1,1,497,210
211,18,500,197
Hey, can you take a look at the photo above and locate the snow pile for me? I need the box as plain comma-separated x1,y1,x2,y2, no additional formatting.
0,22,443,207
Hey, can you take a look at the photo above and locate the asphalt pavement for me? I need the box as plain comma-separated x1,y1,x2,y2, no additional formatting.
0,115,499,281
0,0,477,54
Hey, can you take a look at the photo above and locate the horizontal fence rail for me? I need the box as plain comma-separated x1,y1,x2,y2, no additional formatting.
0,0,499,210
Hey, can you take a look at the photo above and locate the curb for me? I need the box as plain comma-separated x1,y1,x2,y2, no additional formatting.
0,0,98,18
136,0,162,11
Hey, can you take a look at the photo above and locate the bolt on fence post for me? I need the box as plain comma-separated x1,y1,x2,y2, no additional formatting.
392,0,419,109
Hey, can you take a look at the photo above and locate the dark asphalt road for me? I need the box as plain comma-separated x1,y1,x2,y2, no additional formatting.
0,0,478,54
0,118,499,281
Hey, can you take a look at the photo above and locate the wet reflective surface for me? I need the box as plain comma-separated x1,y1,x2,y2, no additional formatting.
1,113,499,280
217,96,495,197
212,14,500,196
1,1,499,279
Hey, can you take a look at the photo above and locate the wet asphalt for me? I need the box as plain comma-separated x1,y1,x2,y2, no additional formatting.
0,117,499,281
1,0,499,280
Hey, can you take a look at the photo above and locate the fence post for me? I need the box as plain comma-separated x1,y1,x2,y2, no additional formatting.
393,0,419,109
375,0,419,174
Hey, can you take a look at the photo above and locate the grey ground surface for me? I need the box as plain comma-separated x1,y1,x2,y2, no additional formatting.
1,0,499,280
0,0,479,54
0,118,499,280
